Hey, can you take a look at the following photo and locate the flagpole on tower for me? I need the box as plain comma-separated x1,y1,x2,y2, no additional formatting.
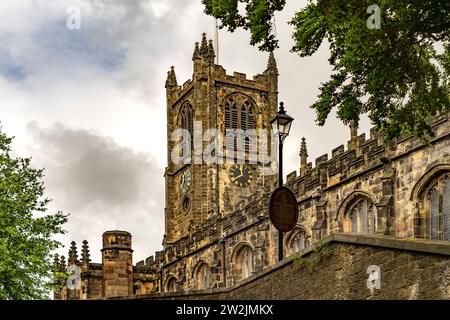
215,18,219,65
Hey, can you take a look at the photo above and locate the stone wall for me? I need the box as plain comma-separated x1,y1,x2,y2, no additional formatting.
134,112,450,295
127,234,450,300
80,264,102,300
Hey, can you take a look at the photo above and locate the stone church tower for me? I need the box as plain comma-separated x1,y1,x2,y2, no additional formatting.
164,34,278,244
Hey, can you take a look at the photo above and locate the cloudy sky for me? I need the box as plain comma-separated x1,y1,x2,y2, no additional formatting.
0,0,371,263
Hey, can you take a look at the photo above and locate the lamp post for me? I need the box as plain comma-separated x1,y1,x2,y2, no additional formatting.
270,102,294,261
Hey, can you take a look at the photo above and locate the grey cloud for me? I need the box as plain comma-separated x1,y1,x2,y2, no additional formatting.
26,122,164,261
0,0,215,99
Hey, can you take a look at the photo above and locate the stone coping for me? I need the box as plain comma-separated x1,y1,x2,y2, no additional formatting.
102,230,131,236
108,233,450,300
332,233,450,256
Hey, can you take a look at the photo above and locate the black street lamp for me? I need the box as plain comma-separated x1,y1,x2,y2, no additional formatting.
270,102,294,261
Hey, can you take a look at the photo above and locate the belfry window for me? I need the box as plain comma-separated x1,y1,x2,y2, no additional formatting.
178,102,194,159
344,198,377,234
224,95,256,153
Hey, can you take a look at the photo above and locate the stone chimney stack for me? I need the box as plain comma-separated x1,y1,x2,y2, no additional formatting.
101,231,133,298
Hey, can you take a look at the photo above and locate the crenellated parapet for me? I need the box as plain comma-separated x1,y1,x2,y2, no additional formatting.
141,114,450,280
287,115,449,197
165,34,276,109
139,189,271,269
166,65,272,109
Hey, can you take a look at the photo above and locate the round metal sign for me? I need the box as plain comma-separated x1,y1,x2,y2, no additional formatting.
269,186,298,232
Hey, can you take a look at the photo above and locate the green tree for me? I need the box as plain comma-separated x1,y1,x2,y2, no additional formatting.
0,126,68,299
203,0,450,140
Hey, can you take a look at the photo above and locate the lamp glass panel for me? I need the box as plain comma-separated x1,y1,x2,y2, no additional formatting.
270,118,278,132
283,121,292,135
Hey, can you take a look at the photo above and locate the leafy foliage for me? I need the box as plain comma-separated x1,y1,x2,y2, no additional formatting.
294,240,331,272
202,0,286,51
0,127,68,299
203,0,450,140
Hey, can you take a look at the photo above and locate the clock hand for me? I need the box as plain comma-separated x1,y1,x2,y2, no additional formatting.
231,173,243,182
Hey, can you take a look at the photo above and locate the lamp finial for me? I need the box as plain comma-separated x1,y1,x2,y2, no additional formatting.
279,102,285,114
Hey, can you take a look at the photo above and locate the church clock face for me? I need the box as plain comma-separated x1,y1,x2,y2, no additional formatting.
180,170,191,194
229,164,253,187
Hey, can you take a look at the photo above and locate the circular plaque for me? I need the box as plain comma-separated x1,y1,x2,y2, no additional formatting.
269,187,298,232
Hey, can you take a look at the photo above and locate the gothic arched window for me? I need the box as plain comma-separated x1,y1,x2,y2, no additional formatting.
421,175,450,240
241,100,255,131
344,197,377,234
224,95,256,153
194,262,211,290
178,102,194,159
286,229,306,256
165,276,177,292
233,244,253,281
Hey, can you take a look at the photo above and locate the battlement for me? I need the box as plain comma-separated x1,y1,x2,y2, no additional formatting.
287,114,450,197
167,64,271,107
102,230,132,250
138,189,271,268
166,34,276,107
144,114,450,269
182,79,191,90
218,67,269,89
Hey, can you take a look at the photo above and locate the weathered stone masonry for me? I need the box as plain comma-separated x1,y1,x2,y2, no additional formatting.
123,234,450,300
55,34,450,300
